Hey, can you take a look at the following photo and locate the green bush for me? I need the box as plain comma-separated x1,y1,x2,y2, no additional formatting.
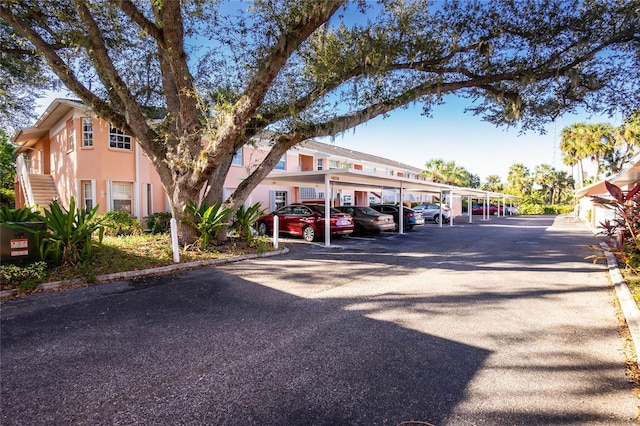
543,204,574,214
0,205,39,223
519,202,545,215
6,197,105,266
0,261,47,291
145,212,172,234
182,200,233,249
231,203,265,243
100,210,141,236
0,188,15,208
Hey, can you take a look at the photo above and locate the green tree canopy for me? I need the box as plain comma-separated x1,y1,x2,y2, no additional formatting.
1,0,638,243
0,129,16,190
421,159,478,187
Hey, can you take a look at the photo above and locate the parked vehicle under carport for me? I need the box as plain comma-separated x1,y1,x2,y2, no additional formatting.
334,206,395,235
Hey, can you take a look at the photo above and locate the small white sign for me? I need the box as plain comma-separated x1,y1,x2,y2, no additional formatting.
11,250,29,257
10,239,28,249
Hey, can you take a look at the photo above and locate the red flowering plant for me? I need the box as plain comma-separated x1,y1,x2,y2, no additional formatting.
591,181,640,270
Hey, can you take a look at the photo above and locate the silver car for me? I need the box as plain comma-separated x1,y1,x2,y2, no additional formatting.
412,204,450,224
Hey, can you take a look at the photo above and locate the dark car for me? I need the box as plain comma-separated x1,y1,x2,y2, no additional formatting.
369,204,424,230
412,203,451,224
257,204,354,242
471,204,503,215
334,205,396,235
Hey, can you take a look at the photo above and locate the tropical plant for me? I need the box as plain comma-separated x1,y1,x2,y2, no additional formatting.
232,203,266,243
0,205,39,222
6,197,105,266
181,201,233,250
591,181,640,270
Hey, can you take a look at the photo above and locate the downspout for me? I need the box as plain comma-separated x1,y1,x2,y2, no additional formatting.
134,141,140,220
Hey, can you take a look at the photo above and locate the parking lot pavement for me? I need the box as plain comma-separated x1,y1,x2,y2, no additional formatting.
1,215,638,425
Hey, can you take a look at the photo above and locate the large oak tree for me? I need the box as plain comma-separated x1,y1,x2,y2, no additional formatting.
1,0,638,243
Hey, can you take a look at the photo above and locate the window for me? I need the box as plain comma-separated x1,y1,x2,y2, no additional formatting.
271,190,287,210
67,119,75,151
109,125,132,150
274,154,286,171
342,195,352,206
82,118,93,147
317,159,323,171
329,160,339,169
82,181,94,210
232,147,243,166
112,182,133,213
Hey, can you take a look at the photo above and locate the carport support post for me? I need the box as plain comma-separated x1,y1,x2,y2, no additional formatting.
438,191,444,228
398,185,404,234
449,190,454,226
273,215,279,249
468,195,472,223
485,194,490,220
324,174,331,247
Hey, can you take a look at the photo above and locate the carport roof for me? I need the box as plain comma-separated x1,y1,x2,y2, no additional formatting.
264,169,518,199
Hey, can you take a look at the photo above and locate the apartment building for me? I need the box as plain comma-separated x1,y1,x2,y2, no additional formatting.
13,99,432,219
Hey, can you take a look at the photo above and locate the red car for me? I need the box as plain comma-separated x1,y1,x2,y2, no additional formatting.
257,204,354,242
471,204,503,215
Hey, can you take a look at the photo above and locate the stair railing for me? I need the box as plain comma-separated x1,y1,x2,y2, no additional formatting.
16,155,36,210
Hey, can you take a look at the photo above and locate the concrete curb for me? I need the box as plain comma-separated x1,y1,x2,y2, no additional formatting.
0,247,289,299
601,242,640,364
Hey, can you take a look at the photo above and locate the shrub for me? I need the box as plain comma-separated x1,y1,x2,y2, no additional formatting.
0,261,47,291
145,212,172,234
231,203,265,243
6,197,105,266
591,181,640,271
543,204,574,214
182,200,233,249
0,188,15,208
519,202,545,215
0,205,39,223
100,210,141,236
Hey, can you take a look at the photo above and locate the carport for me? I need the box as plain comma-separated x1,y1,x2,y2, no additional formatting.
264,169,462,246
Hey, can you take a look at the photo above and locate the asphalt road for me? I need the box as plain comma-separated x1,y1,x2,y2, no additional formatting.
1,215,638,425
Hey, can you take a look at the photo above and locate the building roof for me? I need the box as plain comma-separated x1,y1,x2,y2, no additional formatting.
575,152,640,197
298,139,423,174
12,98,86,154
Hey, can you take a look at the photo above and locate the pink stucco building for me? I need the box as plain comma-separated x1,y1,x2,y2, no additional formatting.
13,99,444,220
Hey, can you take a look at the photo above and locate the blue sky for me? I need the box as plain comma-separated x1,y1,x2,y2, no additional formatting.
36,90,614,183
320,94,616,182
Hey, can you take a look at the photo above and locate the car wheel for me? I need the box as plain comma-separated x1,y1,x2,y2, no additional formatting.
302,226,316,242
434,215,441,224
257,221,268,235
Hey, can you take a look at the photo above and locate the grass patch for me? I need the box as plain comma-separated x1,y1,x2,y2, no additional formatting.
621,267,640,307
1,233,275,294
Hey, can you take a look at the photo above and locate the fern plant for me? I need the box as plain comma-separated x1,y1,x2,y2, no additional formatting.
181,200,233,249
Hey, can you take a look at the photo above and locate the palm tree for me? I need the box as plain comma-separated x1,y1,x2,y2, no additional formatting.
506,163,532,197
560,123,587,187
422,159,448,183
482,175,504,192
